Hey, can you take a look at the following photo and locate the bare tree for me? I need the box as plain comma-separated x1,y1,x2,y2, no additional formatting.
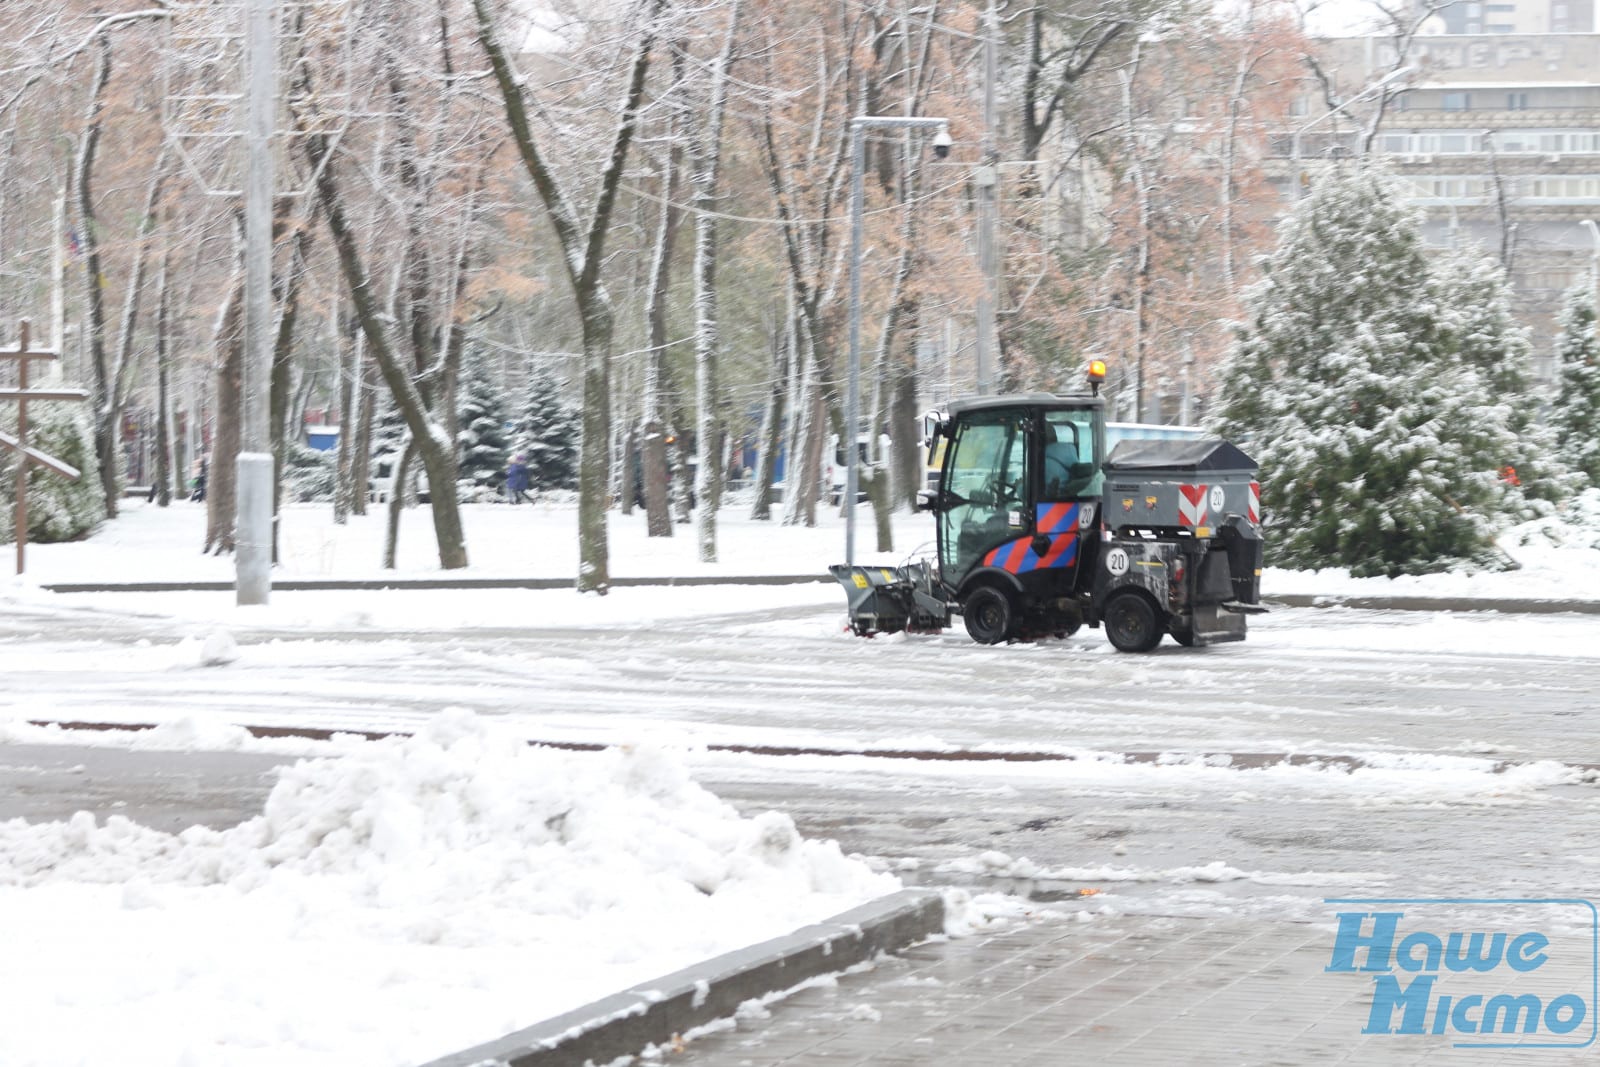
474,0,668,593
687,0,742,562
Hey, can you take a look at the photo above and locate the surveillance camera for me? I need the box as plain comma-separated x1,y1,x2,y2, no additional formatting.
932,127,952,159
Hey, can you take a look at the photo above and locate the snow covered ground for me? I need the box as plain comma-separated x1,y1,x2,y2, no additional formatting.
17,487,1600,594
2,494,1599,1066
0,715,901,1066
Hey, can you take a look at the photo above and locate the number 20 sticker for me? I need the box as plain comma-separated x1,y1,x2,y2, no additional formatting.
1209,485,1226,512
1105,547,1130,576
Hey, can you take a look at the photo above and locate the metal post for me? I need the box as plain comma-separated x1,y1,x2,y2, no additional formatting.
845,121,865,567
237,0,276,606
843,114,949,568
973,0,999,395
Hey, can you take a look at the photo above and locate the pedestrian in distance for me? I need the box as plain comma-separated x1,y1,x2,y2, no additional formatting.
505,453,531,504
190,457,208,503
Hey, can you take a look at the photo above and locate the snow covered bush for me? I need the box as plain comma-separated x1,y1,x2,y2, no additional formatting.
0,401,105,543
1211,164,1552,578
283,441,336,502
1551,283,1600,486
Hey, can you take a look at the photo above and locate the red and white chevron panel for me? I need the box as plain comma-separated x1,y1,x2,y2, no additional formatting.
1178,483,1208,527
1249,481,1260,525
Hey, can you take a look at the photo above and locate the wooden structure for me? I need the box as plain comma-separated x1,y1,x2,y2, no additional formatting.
0,320,88,575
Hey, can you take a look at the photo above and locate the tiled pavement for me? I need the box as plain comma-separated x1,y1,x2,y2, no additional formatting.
668,912,1596,1066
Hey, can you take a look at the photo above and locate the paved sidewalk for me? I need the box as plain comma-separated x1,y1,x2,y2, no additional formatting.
669,912,1595,1066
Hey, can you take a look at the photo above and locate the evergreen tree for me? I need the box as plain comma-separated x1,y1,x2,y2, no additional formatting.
1552,282,1600,486
1210,164,1518,577
514,363,579,491
1430,244,1575,514
371,400,408,460
456,360,512,494
0,402,106,543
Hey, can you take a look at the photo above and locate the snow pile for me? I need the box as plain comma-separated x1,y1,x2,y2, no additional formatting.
0,711,899,1066
1506,487,1600,552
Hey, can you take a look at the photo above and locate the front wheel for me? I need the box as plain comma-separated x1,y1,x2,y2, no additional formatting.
1104,592,1164,653
962,586,1015,645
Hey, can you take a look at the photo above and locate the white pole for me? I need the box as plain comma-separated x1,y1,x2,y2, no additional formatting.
973,0,999,395
236,0,276,605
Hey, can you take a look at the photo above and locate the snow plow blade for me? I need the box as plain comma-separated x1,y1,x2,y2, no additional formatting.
829,560,951,637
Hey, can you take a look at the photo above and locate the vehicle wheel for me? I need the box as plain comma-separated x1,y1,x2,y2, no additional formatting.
962,586,1015,645
1104,592,1163,653
1169,622,1196,647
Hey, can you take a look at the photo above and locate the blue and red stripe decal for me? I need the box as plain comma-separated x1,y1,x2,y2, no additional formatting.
981,504,1081,575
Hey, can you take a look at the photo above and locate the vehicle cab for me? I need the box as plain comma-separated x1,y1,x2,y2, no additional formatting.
921,389,1106,642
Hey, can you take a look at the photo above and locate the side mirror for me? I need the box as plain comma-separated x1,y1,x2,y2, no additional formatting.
914,489,938,513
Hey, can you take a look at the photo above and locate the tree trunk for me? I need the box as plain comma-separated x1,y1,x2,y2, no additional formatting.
74,34,118,517
383,434,416,569
474,0,667,593
334,305,354,525
205,281,243,555
352,341,376,517
889,332,920,509
748,315,788,520
302,124,468,569
865,463,892,552
269,212,312,563
153,240,174,508
641,80,684,539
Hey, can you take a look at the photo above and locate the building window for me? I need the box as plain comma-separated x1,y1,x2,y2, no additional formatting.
1442,92,1471,111
1507,93,1529,110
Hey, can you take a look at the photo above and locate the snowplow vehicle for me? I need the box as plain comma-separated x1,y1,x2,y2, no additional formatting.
830,366,1266,652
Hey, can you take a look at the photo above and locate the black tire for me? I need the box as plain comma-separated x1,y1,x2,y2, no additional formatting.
962,586,1015,645
1104,591,1163,653
1169,622,1196,647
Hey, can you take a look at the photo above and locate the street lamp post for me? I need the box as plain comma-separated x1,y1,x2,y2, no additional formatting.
846,114,949,567
1289,65,1417,197
237,0,276,606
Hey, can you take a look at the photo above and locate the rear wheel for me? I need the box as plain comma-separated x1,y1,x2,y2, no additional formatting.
1169,622,1196,647
1104,591,1163,653
962,586,1015,645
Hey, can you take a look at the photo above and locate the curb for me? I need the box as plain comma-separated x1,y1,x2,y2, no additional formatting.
417,887,945,1067
37,574,833,594
36,577,1600,616
1264,593,1600,615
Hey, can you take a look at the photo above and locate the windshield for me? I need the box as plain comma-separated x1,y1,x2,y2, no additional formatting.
939,409,1029,582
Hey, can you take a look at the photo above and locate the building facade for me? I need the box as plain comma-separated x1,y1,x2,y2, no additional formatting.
1278,32,1600,387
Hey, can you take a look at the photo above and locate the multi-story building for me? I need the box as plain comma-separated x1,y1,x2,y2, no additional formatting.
1276,31,1600,387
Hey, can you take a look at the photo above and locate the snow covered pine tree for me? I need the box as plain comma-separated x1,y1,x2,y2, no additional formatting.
1552,282,1600,486
456,359,512,499
514,363,579,492
1210,164,1542,577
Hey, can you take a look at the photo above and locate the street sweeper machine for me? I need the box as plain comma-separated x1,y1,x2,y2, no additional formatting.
830,363,1267,652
